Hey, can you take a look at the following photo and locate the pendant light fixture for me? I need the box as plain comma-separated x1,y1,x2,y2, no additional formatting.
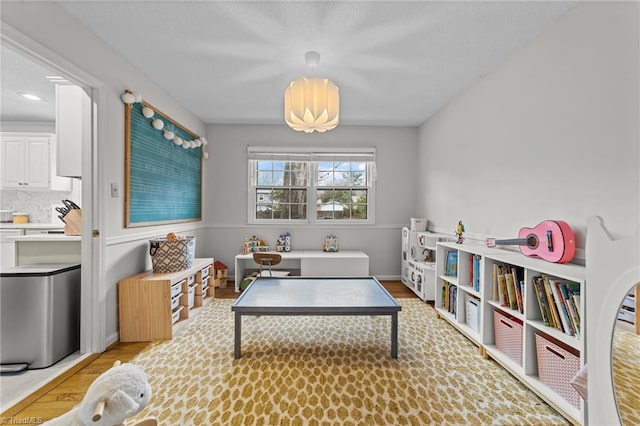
284,51,339,133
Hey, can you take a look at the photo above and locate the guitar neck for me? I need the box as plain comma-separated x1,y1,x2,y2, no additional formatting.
493,238,530,246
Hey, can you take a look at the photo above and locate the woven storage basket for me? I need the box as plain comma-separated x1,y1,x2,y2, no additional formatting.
493,309,523,366
149,236,196,273
535,333,581,408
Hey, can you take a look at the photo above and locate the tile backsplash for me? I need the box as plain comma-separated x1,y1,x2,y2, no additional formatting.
0,179,81,223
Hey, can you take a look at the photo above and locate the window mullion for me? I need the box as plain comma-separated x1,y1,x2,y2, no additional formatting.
309,161,316,224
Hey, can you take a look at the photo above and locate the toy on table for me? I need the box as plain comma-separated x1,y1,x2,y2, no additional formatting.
323,234,339,252
241,235,269,254
456,220,465,244
276,232,292,252
44,360,156,426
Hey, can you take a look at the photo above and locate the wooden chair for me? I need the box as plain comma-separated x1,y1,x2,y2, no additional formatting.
252,252,282,277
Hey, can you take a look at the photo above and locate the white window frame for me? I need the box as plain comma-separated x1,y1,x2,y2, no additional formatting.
247,147,376,225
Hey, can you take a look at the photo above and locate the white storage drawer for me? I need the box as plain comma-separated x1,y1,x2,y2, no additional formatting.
618,308,635,323
188,285,196,309
171,294,181,311
202,266,211,278
171,307,181,325
171,280,184,299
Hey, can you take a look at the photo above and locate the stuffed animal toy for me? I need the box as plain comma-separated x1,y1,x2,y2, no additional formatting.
44,361,155,426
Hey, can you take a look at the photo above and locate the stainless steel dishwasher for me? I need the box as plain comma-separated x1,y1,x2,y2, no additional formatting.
0,263,81,372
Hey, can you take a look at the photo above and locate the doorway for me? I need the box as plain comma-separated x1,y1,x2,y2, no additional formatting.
0,25,103,408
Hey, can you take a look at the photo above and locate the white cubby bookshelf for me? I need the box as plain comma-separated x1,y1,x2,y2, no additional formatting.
435,241,586,425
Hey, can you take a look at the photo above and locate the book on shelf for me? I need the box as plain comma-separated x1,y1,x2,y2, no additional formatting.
492,263,499,302
445,250,458,277
541,275,562,331
504,267,518,311
571,291,581,336
533,274,581,336
532,276,552,326
449,285,457,315
560,281,581,338
473,255,481,292
442,280,457,315
549,277,574,335
495,265,509,307
511,266,524,314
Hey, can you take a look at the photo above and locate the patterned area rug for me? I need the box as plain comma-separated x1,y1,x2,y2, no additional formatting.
613,327,640,425
128,299,567,425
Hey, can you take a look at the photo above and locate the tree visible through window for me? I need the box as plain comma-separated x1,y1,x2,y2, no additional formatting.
255,161,307,220
248,148,375,224
316,161,367,220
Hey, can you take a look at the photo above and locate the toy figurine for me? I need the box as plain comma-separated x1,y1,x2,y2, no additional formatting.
456,220,465,244
276,232,292,252
323,234,339,252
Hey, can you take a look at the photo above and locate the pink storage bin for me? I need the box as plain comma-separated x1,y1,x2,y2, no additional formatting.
535,333,581,408
493,309,523,366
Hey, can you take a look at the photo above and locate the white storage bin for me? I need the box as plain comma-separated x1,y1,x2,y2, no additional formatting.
410,218,427,231
171,307,181,325
171,280,185,299
466,296,481,332
202,266,211,278
170,294,181,311
188,285,195,309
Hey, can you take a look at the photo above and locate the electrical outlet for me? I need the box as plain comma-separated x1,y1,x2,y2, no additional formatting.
111,183,119,198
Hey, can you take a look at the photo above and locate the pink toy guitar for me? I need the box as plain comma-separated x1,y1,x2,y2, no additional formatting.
485,220,576,263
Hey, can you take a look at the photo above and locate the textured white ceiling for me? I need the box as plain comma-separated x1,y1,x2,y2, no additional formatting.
0,46,59,122
2,1,576,126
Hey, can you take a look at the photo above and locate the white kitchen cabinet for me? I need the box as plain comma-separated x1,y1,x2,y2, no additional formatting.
56,85,90,178
0,133,71,190
0,229,23,268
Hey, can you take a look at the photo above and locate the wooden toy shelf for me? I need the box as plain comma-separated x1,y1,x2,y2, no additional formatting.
118,258,213,342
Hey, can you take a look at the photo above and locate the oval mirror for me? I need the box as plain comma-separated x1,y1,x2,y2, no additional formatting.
612,282,640,425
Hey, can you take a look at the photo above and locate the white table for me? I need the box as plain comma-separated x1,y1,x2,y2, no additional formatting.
234,250,369,292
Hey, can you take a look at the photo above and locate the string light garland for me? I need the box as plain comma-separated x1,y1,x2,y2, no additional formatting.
121,90,209,156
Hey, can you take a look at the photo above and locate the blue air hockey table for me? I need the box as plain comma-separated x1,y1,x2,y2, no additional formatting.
231,276,401,359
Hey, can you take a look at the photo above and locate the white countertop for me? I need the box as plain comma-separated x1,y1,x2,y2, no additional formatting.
8,234,81,242
0,223,65,230
0,263,81,275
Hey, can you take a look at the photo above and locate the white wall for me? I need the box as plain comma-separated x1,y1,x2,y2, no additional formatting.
417,1,639,256
201,124,418,278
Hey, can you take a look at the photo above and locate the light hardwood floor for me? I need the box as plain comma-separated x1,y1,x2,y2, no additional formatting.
1,280,416,420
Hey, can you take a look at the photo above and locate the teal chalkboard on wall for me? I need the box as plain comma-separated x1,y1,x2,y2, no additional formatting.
125,101,202,227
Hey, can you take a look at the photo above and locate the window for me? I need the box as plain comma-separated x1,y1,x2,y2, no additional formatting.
248,148,376,224
255,160,307,220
